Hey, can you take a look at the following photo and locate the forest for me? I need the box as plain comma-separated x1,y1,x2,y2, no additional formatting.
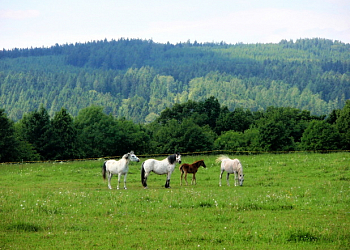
1,38,350,162
0,38,350,123
1,97,349,163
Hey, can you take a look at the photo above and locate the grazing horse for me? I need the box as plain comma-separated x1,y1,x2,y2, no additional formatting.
102,151,140,189
141,153,181,188
216,155,244,186
179,160,206,185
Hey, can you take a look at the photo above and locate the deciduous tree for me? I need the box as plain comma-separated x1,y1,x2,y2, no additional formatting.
301,120,342,150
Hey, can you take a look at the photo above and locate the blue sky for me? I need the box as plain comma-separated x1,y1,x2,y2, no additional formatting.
1,0,349,49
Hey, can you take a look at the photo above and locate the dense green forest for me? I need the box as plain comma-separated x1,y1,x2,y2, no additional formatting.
1,97,350,162
1,38,350,162
1,38,350,123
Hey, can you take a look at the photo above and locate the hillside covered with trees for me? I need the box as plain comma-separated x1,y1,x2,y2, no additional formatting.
1,38,350,123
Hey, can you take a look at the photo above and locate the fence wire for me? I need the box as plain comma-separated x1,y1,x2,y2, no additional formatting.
1,149,349,165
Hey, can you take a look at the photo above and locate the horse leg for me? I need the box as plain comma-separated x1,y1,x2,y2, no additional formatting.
165,173,172,188
219,170,224,186
108,172,113,189
184,172,188,185
117,173,121,190
123,173,127,189
180,172,183,186
226,173,230,186
165,178,170,188
192,173,196,185
234,172,238,187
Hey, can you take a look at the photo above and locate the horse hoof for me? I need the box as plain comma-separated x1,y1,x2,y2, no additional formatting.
124,187,127,190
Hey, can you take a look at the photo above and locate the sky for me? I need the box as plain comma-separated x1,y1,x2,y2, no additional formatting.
1,0,350,50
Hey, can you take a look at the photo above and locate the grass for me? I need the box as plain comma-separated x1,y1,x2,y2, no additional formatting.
0,152,349,249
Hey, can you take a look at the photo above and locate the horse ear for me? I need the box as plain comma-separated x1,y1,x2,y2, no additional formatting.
130,151,134,154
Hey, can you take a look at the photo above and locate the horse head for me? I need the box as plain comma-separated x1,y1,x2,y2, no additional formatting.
238,162,244,186
176,152,181,164
238,173,244,186
201,160,207,168
168,153,181,164
128,151,140,162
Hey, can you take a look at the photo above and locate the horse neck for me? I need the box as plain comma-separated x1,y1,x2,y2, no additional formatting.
197,160,204,167
166,155,177,165
163,157,172,164
225,160,241,173
122,157,130,165
237,165,243,175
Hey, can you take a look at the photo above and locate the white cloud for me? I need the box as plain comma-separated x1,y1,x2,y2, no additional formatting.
143,6,350,44
0,10,40,20
1,0,349,49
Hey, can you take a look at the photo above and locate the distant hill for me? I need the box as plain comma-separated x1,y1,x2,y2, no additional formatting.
1,38,349,122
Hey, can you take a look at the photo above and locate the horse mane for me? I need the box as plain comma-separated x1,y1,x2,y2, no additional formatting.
193,160,204,166
215,155,230,164
237,160,243,174
167,154,176,164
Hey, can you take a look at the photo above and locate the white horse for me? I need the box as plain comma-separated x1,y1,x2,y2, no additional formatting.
102,151,140,189
216,155,244,186
141,153,181,188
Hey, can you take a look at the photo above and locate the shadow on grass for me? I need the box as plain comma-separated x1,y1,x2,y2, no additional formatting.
6,222,41,232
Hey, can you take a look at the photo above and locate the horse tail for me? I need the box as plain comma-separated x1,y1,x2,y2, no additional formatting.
102,161,107,180
215,155,229,164
179,164,184,173
141,162,146,187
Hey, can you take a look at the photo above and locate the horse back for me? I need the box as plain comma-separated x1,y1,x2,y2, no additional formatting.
143,159,160,173
105,159,127,174
179,163,190,173
105,159,117,169
183,163,200,174
222,158,241,174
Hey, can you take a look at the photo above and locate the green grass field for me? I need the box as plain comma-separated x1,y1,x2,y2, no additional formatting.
0,153,349,249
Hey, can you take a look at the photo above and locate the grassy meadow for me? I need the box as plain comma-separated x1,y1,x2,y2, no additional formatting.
0,152,349,249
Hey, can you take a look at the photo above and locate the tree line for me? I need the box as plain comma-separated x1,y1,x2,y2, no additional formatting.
1,97,349,163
